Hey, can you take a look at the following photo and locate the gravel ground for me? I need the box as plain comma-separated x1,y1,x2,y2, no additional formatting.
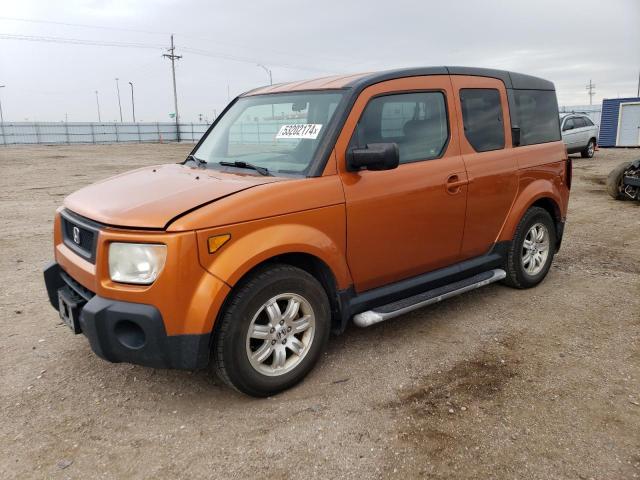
0,143,638,480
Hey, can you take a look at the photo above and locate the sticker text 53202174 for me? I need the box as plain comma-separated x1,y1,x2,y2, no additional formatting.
275,124,323,140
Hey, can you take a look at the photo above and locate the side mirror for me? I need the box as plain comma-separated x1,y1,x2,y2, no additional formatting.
511,127,521,147
347,143,399,172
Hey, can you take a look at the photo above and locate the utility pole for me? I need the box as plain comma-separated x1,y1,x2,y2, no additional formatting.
0,85,5,123
115,78,123,122
95,90,101,122
128,81,136,123
163,34,182,141
637,70,639,97
586,79,596,106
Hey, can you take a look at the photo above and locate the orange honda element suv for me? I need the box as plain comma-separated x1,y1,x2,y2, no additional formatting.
44,67,571,396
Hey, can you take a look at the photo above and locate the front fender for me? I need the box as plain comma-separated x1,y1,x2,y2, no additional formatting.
195,204,351,290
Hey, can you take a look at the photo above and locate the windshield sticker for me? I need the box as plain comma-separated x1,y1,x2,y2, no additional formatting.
275,124,323,140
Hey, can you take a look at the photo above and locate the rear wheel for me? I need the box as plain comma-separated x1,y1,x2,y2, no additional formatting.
606,161,632,200
212,264,330,397
503,207,556,289
581,139,595,158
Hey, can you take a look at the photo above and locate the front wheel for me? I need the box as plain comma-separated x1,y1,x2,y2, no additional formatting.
503,207,556,289
212,264,331,397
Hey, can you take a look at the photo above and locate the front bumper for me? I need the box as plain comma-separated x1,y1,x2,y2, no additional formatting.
44,262,210,370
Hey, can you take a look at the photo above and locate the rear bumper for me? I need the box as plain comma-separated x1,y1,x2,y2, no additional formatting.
43,262,210,370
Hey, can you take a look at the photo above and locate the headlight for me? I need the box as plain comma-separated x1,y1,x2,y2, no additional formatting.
108,243,167,285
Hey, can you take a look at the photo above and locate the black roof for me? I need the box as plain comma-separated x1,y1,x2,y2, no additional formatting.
345,66,555,91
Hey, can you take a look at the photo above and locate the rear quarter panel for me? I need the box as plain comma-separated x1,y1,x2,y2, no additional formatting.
497,141,569,243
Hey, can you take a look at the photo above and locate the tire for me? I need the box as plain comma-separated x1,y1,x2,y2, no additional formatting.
212,264,331,397
606,161,632,200
503,207,557,289
581,139,596,158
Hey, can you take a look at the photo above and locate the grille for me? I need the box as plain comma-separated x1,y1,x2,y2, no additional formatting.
60,269,95,301
60,210,100,264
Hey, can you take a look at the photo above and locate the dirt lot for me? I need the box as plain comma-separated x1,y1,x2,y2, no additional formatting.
0,143,638,479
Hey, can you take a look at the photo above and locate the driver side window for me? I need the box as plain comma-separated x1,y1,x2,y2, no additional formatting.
350,92,449,164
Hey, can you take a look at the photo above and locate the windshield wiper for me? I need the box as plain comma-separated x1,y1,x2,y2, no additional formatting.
219,161,272,176
185,154,206,167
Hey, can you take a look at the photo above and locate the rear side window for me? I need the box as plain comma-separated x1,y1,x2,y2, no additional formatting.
584,117,594,126
573,117,587,128
351,91,449,164
510,90,561,145
460,89,505,152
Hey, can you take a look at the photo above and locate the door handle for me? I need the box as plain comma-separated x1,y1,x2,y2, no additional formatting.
446,174,469,194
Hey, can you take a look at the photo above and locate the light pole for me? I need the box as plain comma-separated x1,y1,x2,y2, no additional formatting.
257,64,274,118
257,64,273,85
95,90,101,122
128,81,136,123
0,85,5,123
115,78,123,122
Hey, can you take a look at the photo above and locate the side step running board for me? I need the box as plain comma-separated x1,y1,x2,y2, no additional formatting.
353,269,506,327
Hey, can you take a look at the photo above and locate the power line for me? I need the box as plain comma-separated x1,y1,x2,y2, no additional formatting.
0,15,359,67
179,45,333,74
0,32,338,73
0,33,164,49
0,15,168,36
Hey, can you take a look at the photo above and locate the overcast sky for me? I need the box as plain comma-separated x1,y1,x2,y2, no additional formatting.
0,0,638,122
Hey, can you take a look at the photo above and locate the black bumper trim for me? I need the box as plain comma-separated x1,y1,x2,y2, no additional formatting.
43,262,211,370
555,220,565,252
44,262,65,309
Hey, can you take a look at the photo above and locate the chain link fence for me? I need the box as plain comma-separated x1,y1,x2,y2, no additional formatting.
0,122,210,145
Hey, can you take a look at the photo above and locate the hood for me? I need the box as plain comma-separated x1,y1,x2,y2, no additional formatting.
64,163,283,229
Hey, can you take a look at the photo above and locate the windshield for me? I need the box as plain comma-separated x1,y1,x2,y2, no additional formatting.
192,91,346,176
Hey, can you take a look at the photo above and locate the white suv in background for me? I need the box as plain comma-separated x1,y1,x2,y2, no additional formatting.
560,113,599,158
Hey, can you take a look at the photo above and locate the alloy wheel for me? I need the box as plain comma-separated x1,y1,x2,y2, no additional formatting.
245,293,316,376
521,223,550,276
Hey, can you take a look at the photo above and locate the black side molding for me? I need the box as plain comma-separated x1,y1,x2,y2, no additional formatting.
332,242,509,333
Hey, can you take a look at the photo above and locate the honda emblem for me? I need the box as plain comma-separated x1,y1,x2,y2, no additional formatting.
72,226,81,245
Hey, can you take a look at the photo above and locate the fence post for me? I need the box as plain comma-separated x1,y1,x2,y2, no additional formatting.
90,123,95,144
137,123,141,143
0,122,5,146
64,121,70,144
114,123,119,142
156,122,161,143
191,123,194,142
34,123,40,144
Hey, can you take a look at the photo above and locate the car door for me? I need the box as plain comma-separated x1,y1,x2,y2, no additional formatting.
449,75,519,259
573,116,589,148
334,76,468,292
561,117,579,150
